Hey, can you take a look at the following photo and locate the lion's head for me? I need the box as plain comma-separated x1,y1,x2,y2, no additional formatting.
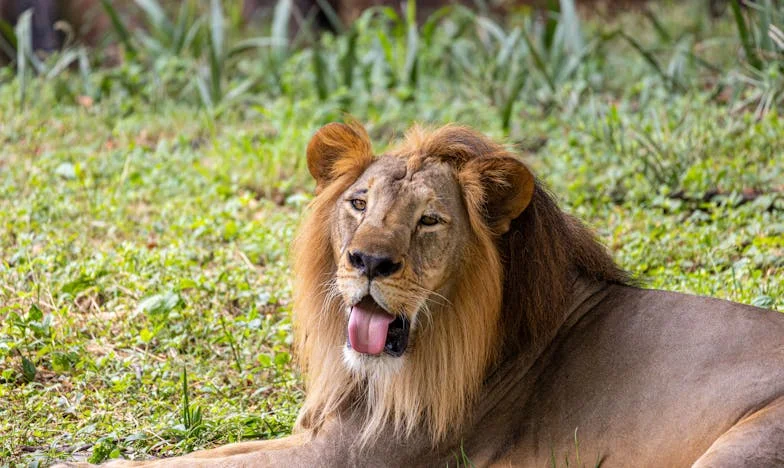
291,123,626,447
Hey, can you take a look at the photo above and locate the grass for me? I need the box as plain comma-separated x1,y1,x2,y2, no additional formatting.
0,0,783,466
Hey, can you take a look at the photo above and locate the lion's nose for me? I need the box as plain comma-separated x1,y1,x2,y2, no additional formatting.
348,251,402,279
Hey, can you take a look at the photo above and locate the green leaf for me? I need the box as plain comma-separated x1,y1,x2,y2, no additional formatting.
22,356,36,382
55,162,77,180
27,304,43,322
139,328,154,344
136,291,183,318
61,274,95,295
751,295,775,308
88,436,118,464
274,351,290,367
257,354,273,367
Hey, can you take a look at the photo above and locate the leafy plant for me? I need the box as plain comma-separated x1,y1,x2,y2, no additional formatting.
5,9,92,108
449,14,529,131
730,0,784,71
727,0,784,116
100,0,285,109
180,367,204,434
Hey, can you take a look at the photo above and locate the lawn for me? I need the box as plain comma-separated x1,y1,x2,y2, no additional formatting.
0,0,782,466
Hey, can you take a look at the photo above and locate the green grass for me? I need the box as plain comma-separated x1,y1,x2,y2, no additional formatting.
1,1,783,466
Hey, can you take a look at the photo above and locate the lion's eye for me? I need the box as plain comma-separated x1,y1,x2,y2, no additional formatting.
350,199,366,211
419,215,439,226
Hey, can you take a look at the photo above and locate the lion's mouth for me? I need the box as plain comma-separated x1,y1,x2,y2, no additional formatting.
347,296,410,357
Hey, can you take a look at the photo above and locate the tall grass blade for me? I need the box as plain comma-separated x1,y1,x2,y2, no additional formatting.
210,0,224,60
421,5,464,48
195,74,214,109
78,47,95,97
135,0,173,38
770,24,784,51
476,16,506,44
341,27,359,88
272,0,292,56
403,0,419,87
15,9,32,108
208,0,225,103
229,37,284,57
182,17,204,54
0,17,17,50
315,0,345,33
223,77,256,103
756,0,773,52
312,43,328,100
730,0,762,70
544,0,560,50
521,30,556,92
642,8,671,42
501,71,527,132
559,0,584,53
497,28,521,67
376,30,396,87
619,31,680,90
171,0,193,54
181,367,190,429
45,50,80,79
100,0,137,57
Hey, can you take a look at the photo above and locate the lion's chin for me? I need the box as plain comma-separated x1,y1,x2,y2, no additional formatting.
342,346,406,377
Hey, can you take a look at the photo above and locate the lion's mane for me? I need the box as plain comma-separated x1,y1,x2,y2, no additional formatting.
290,125,628,447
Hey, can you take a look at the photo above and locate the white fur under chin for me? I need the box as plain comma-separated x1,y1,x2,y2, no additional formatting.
342,346,405,378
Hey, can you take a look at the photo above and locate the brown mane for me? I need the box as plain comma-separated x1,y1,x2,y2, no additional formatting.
394,125,629,353
500,185,629,355
291,124,628,446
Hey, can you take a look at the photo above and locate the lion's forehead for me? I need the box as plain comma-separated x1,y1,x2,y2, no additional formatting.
355,155,461,209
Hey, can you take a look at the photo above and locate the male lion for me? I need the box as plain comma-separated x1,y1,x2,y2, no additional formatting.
63,123,784,467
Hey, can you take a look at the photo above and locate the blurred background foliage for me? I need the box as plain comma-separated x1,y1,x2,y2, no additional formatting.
0,0,781,124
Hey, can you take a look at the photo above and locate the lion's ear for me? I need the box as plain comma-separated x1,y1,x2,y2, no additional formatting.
460,157,535,235
306,122,373,192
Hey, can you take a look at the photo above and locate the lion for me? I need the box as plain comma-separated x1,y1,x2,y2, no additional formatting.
58,123,784,467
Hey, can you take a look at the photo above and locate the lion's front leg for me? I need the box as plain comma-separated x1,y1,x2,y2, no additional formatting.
54,433,310,468
692,396,784,467
178,432,309,459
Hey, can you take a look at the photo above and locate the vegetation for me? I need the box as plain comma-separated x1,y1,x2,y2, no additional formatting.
0,0,782,466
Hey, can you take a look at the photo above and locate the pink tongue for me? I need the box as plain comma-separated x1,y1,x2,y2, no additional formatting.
348,298,394,355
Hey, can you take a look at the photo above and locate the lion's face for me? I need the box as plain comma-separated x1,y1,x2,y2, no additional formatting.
295,123,536,442
332,155,471,370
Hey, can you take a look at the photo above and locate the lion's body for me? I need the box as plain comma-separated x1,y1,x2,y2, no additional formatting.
471,284,784,467
63,124,784,468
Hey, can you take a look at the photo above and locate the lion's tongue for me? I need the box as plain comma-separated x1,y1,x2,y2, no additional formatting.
348,299,394,355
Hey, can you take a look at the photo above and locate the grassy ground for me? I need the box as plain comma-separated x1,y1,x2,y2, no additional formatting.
1,1,783,466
